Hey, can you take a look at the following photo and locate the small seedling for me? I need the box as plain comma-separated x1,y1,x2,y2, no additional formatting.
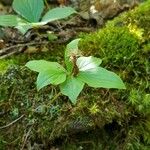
25,39,126,104
0,0,76,34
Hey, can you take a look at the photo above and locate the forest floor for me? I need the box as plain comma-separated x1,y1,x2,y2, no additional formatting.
0,1,150,150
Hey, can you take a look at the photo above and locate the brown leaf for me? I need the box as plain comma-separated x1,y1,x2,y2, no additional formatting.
24,46,38,53
0,40,5,49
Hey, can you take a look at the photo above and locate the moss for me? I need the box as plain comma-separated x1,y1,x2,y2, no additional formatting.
79,1,150,149
80,0,150,65
106,0,150,39
123,0,150,39
0,65,127,149
80,26,140,66
0,59,15,73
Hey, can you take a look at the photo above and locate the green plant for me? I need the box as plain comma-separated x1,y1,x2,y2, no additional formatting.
0,0,76,34
25,39,126,104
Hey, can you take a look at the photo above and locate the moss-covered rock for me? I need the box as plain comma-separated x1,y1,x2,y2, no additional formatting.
79,1,150,149
0,1,150,149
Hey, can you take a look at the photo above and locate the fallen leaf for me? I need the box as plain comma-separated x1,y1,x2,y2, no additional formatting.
24,46,38,53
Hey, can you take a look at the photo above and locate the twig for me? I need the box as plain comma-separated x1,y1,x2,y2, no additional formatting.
0,47,23,59
0,114,25,129
20,127,32,150
0,41,49,55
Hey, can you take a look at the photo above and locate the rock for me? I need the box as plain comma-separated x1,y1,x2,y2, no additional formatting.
89,0,140,25
69,0,142,25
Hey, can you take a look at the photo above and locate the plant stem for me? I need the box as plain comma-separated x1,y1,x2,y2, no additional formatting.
44,0,50,9
47,92,62,107
0,115,24,129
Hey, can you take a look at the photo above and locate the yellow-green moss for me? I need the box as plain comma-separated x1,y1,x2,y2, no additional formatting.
80,26,139,63
111,0,150,40
0,59,12,73
80,0,150,64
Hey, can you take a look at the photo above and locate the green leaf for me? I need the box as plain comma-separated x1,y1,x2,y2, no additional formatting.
15,23,33,34
65,38,81,72
13,0,44,22
77,56,102,71
60,76,84,104
16,22,47,34
25,60,66,73
77,67,126,89
66,38,81,56
42,7,76,23
0,15,26,27
37,69,66,90
47,31,58,41
26,60,67,90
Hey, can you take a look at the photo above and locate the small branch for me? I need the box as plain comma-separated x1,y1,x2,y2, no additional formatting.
21,127,32,150
0,47,23,59
0,41,49,56
0,114,25,129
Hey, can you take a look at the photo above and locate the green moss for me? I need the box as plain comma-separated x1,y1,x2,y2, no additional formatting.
107,0,150,39
123,0,150,39
78,1,150,149
80,26,139,65
80,0,150,65
0,59,14,73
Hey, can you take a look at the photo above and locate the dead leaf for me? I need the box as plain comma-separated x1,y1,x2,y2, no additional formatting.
0,40,5,49
24,46,38,53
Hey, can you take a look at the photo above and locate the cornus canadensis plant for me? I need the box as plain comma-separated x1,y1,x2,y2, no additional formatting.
0,0,76,34
25,39,126,104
